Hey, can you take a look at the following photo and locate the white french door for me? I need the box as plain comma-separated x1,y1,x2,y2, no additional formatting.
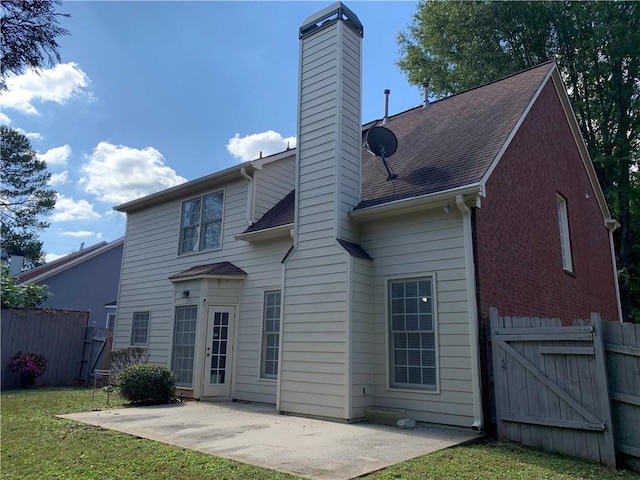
201,306,235,397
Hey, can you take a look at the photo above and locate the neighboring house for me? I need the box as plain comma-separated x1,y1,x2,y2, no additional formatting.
17,238,124,328
112,3,620,429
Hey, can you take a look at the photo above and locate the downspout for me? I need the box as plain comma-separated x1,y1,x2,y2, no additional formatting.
605,219,623,323
240,167,254,226
456,194,483,430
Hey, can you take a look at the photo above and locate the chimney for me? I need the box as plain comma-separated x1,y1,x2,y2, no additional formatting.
295,2,363,243
422,82,430,108
382,89,390,124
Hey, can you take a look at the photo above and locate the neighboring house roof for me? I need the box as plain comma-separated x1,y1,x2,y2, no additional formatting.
16,237,125,284
169,261,247,281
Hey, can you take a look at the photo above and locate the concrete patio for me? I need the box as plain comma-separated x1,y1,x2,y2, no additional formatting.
60,401,481,479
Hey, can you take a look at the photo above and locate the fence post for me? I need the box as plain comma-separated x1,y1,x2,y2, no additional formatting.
489,307,506,440
590,312,617,468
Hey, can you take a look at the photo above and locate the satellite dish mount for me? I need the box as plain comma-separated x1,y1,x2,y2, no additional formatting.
366,126,398,181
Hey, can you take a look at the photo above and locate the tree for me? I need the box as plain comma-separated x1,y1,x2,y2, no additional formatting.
1,126,56,268
1,265,50,309
0,0,70,91
397,1,640,321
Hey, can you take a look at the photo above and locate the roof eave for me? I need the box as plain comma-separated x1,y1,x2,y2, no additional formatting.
350,184,484,221
169,273,247,283
235,223,294,243
114,163,259,213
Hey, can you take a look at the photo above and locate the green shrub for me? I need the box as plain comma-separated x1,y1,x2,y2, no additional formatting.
117,364,175,404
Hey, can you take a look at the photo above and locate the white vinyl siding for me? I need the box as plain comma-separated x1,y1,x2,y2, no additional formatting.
260,290,281,379
178,191,224,254
389,278,437,390
114,168,293,404
253,155,295,219
172,305,198,387
360,208,474,427
130,311,150,346
557,194,573,272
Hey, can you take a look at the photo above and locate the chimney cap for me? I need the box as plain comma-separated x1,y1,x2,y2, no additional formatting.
300,2,363,39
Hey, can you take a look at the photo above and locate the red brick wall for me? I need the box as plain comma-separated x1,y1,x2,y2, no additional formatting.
474,81,619,324
475,81,620,430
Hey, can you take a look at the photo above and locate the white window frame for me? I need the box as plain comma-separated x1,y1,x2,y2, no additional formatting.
178,190,224,255
171,305,198,388
387,276,438,391
557,194,573,272
130,311,150,346
105,312,116,330
260,290,281,380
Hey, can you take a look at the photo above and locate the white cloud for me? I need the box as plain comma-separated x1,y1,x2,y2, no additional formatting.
16,128,43,141
226,130,296,162
51,193,100,222
48,171,70,186
0,112,11,125
44,252,68,263
80,142,187,205
0,63,89,115
61,230,99,238
38,145,71,166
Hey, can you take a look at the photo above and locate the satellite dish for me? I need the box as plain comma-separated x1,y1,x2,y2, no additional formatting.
366,126,398,180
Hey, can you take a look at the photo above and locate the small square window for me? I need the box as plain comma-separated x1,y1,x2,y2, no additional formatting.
131,311,150,346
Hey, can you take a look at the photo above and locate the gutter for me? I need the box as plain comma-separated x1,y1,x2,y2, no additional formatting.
240,167,255,226
350,184,484,221
456,194,483,430
605,219,624,323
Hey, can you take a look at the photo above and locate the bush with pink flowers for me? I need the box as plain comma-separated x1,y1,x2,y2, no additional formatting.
8,351,47,388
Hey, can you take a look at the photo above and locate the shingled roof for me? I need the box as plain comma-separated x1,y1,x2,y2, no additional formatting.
242,62,555,234
168,261,247,281
360,62,554,208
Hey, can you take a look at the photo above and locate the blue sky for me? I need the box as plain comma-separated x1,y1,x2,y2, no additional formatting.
1,1,423,262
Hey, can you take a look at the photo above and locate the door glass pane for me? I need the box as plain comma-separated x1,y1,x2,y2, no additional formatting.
208,310,229,385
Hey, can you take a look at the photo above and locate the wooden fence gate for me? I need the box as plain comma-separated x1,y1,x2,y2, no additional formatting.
79,327,112,385
490,308,616,467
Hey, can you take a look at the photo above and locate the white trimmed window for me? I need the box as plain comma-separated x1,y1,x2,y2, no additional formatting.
172,306,198,387
557,194,573,272
130,311,150,346
389,278,437,389
178,191,224,255
261,290,281,379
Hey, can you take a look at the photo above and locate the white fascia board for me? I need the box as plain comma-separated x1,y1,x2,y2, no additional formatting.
349,184,484,221
114,163,259,213
169,274,246,284
19,237,125,285
234,224,294,243
549,70,613,221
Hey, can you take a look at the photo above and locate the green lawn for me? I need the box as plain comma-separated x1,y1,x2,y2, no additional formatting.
1,387,638,480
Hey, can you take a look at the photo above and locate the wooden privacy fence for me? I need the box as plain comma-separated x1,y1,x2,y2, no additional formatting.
1,309,88,389
490,308,640,469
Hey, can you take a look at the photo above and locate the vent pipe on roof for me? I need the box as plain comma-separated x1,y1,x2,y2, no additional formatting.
382,89,390,124
422,82,430,108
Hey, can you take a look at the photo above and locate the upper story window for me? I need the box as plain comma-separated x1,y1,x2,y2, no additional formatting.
179,191,224,255
557,194,573,272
